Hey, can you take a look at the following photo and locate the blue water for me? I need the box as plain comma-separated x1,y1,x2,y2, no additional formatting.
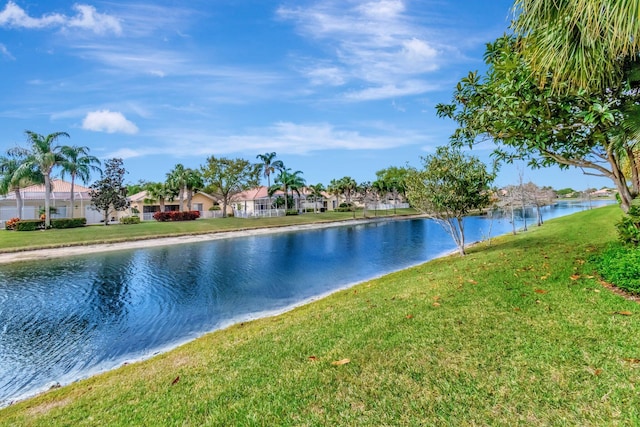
0,200,613,405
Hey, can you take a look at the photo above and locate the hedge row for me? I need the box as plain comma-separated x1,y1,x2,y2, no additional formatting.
153,211,200,222
7,218,87,231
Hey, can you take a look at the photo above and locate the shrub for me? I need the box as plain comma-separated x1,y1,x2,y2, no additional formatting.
119,216,141,225
209,206,221,211
153,211,200,222
5,217,20,231
285,209,299,216
335,203,354,212
595,243,640,295
616,205,640,246
16,220,44,231
51,218,87,229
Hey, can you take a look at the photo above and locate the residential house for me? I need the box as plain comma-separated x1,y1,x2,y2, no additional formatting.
128,190,218,220
0,179,103,224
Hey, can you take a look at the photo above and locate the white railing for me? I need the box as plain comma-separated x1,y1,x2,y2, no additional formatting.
232,209,286,218
366,203,409,210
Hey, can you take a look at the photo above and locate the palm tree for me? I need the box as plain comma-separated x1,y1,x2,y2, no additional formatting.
308,183,325,213
256,152,283,209
60,145,101,218
0,150,44,218
166,164,188,211
144,182,174,213
327,179,343,210
270,168,305,212
512,0,640,92
183,168,204,211
17,131,69,228
338,176,357,205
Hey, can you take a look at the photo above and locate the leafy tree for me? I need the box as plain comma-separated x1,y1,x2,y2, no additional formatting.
512,0,640,92
200,156,260,217
256,152,284,209
556,188,576,197
89,158,130,225
436,35,640,212
15,131,69,228
0,150,43,218
126,180,148,196
60,145,101,218
375,166,408,197
406,146,495,256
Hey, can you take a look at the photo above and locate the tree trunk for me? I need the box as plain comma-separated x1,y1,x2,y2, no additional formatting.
103,209,110,226
626,147,640,197
186,189,193,211
13,187,23,218
159,197,165,212
44,173,51,228
222,200,228,218
608,149,634,212
70,174,76,218
457,217,466,256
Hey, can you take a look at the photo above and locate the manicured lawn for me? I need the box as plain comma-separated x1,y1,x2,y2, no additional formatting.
1,205,638,426
0,209,417,252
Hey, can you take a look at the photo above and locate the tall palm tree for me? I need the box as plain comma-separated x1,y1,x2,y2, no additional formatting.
308,183,325,213
183,168,204,211
512,0,640,92
256,152,284,209
0,150,44,218
17,131,69,228
327,178,343,210
166,164,188,211
338,176,357,205
60,145,101,218
270,168,305,212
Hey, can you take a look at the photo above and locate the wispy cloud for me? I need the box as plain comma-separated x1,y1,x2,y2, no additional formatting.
0,1,121,35
105,120,429,159
277,0,452,100
82,110,138,134
0,43,13,59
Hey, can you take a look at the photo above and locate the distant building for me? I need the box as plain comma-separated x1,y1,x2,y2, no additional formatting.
0,179,102,224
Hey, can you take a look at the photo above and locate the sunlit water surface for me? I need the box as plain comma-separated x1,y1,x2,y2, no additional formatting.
0,201,612,405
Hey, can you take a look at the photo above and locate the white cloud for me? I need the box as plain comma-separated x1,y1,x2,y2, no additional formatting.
67,4,122,35
104,120,428,160
82,110,138,134
0,1,121,35
277,0,450,100
0,1,65,28
0,43,13,59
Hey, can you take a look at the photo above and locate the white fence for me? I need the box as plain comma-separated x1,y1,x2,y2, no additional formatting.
232,208,286,219
366,202,410,210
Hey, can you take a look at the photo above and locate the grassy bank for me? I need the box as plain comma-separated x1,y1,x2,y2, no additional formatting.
0,209,417,253
1,205,639,426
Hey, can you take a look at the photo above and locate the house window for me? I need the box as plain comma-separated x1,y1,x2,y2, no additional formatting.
194,203,203,212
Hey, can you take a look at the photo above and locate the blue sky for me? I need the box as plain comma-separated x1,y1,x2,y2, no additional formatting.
0,0,610,191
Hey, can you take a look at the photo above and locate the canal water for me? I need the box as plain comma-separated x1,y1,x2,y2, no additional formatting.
0,201,613,405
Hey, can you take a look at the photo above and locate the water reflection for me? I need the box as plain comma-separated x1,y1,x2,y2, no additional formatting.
0,200,613,405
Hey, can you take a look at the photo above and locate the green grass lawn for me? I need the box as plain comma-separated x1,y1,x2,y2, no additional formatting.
0,209,417,253
1,205,638,426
